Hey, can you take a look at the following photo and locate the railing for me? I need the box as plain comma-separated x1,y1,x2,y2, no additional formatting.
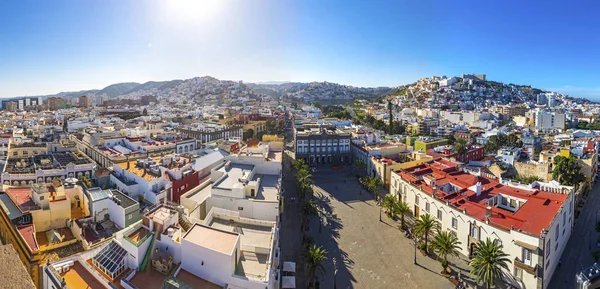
138,230,159,272
124,229,152,247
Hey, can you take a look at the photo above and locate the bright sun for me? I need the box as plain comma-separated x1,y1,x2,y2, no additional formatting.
164,0,224,25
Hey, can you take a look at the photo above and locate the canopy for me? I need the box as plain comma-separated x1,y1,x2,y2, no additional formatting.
283,261,296,272
282,276,296,288
46,229,62,243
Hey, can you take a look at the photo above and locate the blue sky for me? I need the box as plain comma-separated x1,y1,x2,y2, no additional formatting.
1,0,600,99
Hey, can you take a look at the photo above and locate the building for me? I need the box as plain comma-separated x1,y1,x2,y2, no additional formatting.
461,74,486,81
175,122,243,144
1,151,95,186
496,104,529,119
2,97,41,111
0,182,88,287
411,136,449,152
181,144,282,222
294,122,352,165
497,147,522,167
46,97,66,111
78,95,90,108
390,159,574,289
427,145,484,163
535,110,566,131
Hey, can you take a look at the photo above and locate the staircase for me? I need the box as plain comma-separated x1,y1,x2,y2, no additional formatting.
178,214,193,232
139,230,159,272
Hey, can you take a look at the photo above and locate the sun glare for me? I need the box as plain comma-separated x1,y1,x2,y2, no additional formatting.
165,0,224,25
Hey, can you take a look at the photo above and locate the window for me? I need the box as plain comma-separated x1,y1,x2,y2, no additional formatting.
555,224,559,241
127,214,132,220
514,267,523,281
471,226,478,239
394,179,398,188
237,207,244,210
39,196,44,201
546,239,551,257
415,195,419,205
450,230,457,238
522,248,532,266
510,199,516,208
452,217,458,229
562,211,566,225
501,196,507,206
425,202,430,212
437,209,442,220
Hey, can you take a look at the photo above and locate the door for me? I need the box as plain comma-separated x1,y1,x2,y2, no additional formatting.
414,206,420,217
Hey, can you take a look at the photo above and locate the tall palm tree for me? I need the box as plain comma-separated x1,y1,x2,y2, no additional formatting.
305,244,328,288
382,195,396,217
297,169,313,185
469,238,511,289
432,231,462,273
393,200,411,229
413,213,440,254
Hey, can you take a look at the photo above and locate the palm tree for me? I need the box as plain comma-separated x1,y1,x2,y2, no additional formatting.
297,168,313,185
413,213,440,254
382,195,396,217
305,244,328,288
432,231,462,273
293,159,307,171
393,200,411,230
469,238,511,289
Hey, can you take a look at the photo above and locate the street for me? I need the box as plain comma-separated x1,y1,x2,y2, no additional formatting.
548,181,600,289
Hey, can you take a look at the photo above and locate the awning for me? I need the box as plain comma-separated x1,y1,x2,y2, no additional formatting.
514,240,539,252
282,276,296,288
283,261,296,273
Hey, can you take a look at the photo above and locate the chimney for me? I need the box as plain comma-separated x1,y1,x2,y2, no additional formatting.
126,155,130,170
475,181,482,196
485,206,492,220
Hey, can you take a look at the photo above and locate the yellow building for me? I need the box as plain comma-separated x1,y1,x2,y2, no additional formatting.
8,142,48,158
0,182,87,288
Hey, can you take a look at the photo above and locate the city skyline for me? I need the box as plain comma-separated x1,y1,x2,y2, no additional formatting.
1,0,600,99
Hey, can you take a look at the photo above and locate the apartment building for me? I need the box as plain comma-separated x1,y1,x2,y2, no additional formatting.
175,122,243,144
390,159,574,289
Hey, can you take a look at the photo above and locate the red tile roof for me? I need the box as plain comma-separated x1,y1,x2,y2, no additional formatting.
17,225,38,252
6,188,36,208
398,161,568,236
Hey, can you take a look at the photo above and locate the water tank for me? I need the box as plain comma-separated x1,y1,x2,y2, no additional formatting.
167,228,174,237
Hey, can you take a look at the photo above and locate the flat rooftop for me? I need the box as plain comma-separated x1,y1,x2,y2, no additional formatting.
174,269,222,289
254,174,279,201
60,260,105,289
213,163,254,190
116,159,161,181
183,224,239,255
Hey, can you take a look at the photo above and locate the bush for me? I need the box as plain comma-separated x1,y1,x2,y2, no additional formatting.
137,195,145,204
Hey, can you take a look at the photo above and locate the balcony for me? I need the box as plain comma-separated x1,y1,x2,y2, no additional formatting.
514,257,538,276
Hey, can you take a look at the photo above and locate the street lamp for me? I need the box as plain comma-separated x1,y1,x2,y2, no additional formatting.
413,238,417,265
333,257,338,289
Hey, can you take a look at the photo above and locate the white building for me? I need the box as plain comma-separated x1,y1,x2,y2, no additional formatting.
390,159,574,289
535,110,565,131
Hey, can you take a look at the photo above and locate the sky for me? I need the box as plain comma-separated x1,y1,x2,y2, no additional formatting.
1,0,600,99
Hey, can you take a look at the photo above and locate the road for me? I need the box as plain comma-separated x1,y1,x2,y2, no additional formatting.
548,181,600,289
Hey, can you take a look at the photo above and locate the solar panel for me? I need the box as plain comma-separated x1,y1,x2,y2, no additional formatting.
92,240,127,274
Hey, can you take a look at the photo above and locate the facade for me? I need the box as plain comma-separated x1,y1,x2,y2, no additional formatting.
535,110,566,131
175,123,243,144
412,137,449,152
78,95,90,108
294,122,352,165
1,151,95,187
390,160,574,289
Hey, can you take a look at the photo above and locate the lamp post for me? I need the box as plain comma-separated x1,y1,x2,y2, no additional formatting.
379,204,382,222
413,238,417,265
333,257,338,289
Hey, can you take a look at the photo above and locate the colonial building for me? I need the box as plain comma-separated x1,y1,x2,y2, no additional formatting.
390,159,574,289
293,122,352,165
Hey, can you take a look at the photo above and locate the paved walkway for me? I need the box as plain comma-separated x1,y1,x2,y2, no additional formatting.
308,171,457,289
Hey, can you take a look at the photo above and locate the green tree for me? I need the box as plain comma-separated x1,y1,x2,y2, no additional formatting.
265,119,276,134
393,200,411,230
305,245,328,289
454,138,468,155
413,213,440,254
469,238,511,289
552,155,585,186
301,199,319,230
243,129,254,140
446,134,456,146
432,231,462,273
354,159,366,173
382,195,396,217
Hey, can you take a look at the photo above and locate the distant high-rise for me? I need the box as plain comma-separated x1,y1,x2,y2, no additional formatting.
537,94,547,105
46,97,65,111
547,95,556,108
78,95,90,108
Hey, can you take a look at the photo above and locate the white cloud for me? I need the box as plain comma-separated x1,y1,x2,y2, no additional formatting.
147,42,152,48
